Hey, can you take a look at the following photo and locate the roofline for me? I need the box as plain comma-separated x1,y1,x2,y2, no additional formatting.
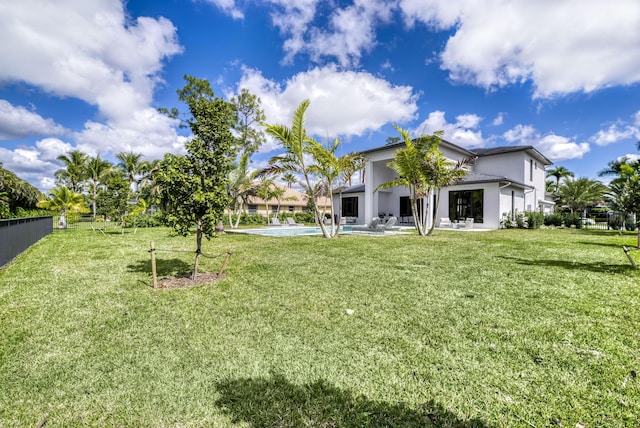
361,137,477,158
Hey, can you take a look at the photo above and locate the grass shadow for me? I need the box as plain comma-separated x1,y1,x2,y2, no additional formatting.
214,373,487,427
500,256,633,274
127,258,192,277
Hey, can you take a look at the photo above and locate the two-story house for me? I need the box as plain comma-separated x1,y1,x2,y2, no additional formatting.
334,140,553,229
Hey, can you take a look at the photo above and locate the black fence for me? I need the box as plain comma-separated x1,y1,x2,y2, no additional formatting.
0,216,53,268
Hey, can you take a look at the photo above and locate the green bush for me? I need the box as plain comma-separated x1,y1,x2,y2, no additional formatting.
562,214,582,229
544,213,563,227
525,211,544,229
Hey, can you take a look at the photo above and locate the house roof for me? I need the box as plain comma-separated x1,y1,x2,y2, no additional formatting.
248,184,331,207
335,184,365,194
360,138,477,158
361,139,552,166
460,171,531,189
472,146,552,165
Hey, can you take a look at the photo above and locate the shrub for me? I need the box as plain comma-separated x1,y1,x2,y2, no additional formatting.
544,213,563,227
525,211,544,229
563,214,582,229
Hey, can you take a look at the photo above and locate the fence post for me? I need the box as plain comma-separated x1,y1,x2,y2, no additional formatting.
623,246,638,270
150,241,158,287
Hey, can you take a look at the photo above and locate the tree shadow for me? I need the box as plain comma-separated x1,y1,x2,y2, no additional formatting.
214,373,487,427
126,258,192,277
577,241,632,249
499,256,632,274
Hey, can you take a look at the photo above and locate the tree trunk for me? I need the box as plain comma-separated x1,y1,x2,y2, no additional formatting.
426,190,441,236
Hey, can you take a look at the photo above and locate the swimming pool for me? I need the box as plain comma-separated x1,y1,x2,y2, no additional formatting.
229,226,353,236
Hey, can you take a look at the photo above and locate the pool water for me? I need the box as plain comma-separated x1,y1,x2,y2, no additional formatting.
229,226,353,236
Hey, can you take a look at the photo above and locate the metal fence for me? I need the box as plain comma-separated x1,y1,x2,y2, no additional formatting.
0,216,53,268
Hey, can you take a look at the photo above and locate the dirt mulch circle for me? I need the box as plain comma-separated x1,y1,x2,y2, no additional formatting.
154,272,225,289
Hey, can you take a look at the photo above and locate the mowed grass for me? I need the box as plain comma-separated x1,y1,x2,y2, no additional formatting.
1,227,639,427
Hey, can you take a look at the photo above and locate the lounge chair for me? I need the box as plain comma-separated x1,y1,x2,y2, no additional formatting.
383,216,401,231
269,217,282,226
352,217,384,232
286,217,303,226
439,217,452,228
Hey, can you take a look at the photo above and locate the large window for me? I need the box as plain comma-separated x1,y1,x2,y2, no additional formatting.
449,189,483,223
399,196,424,217
342,197,358,217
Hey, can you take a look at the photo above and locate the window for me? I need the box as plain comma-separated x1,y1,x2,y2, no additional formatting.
399,196,423,218
530,159,533,181
449,189,483,223
342,197,358,217
271,206,278,213
248,204,257,214
288,206,295,213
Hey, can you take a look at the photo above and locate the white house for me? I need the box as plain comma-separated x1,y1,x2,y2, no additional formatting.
334,140,554,230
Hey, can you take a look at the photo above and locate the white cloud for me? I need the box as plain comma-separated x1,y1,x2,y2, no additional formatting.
0,1,187,181
591,123,640,146
0,100,66,139
234,65,418,151
414,110,484,148
202,0,244,19
400,0,640,98
491,112,505,126
503,124,590,161
634,111,640,126
268,0,394,67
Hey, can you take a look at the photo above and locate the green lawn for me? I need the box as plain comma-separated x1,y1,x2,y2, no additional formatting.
1,227,639,426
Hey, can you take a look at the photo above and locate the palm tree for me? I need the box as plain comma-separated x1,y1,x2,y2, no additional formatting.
307,137,366,237
262,100,331,236
56,150,89,192
37,186,89,227
376,125,430,236
115,152,143,192
546,165,574,193
423,141,474,236
282,173,297,188
85,155,113,219
557,177,607,216
226,153,257,228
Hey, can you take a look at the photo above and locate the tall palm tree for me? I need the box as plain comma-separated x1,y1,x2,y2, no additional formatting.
85,155,113,219
56,150,89,192
546,165,574,193
307,137,366,237
376,125,430,235
557,177,607,216
423,140,474,236
262,100,331,236
115,152,143,192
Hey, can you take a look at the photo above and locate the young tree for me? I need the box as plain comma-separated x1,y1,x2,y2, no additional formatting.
37,186,89,227
155,76,235,278
231,88,266,156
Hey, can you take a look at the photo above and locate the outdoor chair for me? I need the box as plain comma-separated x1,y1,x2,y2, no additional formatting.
383,216,401,231
270,217,282,226
464,218,474,229
439,217,452,228
286,217,303,226
352,217,384,232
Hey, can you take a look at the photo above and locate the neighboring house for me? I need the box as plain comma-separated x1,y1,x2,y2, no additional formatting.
246,184,331,217
333,140,553,229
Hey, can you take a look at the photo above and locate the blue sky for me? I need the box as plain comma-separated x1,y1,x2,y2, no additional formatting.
1,0,640,191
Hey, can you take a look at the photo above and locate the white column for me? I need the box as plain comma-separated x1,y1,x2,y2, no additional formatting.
364,161,374,222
